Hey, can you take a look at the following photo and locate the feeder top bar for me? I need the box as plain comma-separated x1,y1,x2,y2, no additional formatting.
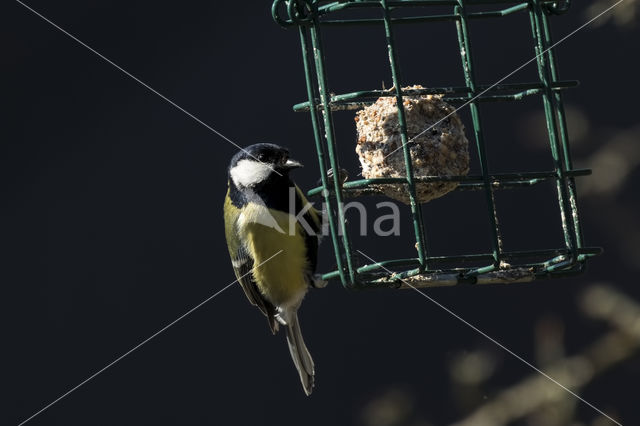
272,0,571,28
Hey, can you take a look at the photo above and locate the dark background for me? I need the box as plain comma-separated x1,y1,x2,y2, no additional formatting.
2,1,639,425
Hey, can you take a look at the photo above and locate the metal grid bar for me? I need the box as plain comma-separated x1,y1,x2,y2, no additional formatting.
455,2,503,275
528,1,580,270
306,169,592,197
536,4,585,251
380,0,430,269
308,9,358,285
293,80,579,111
297,25,349,284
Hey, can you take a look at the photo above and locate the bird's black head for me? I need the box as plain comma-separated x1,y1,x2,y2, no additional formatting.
228,143,303,189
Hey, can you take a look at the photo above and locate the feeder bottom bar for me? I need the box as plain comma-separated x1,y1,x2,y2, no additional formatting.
382,267,537,288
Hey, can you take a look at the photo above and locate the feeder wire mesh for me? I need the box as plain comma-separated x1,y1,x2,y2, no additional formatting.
272,0,602,290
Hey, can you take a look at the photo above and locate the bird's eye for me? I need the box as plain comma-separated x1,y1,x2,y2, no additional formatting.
257,154,266,162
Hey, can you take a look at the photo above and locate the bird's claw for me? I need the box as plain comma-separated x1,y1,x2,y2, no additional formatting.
311,274,328,289
317,167,349,188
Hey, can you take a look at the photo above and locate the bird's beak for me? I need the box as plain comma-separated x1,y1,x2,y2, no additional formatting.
283,158,304,170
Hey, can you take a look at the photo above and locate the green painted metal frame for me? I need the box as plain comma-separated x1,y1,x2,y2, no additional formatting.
272,0,601,289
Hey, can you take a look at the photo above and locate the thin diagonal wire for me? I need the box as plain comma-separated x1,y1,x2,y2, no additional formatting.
356,250,622,426
14,0,282,176
18,250,284,426
381,0,625,162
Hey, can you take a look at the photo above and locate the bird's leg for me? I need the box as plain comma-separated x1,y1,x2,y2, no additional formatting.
275,307,288,325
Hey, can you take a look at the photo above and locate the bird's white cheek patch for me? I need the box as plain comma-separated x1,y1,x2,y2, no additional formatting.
230,159,272,188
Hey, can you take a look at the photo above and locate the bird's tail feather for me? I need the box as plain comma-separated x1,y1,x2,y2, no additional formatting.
285,312,315,395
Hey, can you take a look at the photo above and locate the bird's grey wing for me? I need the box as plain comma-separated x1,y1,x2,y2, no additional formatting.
231,246,279,333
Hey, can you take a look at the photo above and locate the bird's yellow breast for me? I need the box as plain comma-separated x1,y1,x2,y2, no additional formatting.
239,202,309,308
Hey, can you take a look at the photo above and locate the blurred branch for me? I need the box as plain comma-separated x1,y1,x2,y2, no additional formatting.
359,387,418,426
452,285,639,426
578,125,640,270
579,125,640,199
586,0,638,29
580,284,640,340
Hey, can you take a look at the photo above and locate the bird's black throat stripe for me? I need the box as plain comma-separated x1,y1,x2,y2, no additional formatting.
228,173,297,213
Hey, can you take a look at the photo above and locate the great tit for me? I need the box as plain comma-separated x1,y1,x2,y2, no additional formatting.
223,143,323,395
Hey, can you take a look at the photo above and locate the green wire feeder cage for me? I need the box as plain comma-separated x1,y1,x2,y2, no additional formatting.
272,0,602,290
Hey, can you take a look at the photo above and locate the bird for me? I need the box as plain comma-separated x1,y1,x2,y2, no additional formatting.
223,143,324,395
